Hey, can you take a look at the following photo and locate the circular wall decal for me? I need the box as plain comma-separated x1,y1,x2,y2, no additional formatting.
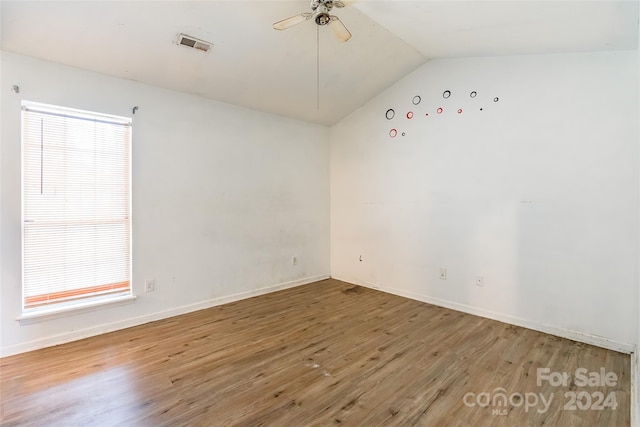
493,97,499,102
385,109,395,120
457,109,463,114
406,111,414,119
470,91,477,98
389,128,398,138
401,132,406,136
412,95,421,105
443,90,451,99
437,107,443,114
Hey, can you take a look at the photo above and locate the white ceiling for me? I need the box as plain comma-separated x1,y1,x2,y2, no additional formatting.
1,1,638,126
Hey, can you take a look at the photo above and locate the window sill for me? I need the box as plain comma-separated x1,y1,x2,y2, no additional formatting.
17,294,137,325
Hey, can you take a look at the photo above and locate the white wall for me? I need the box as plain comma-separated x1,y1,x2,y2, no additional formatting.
0,51,330,356
331,51,639,352
1,49,637,362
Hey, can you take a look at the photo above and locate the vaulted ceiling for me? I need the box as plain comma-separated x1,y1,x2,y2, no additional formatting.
1,1,638,126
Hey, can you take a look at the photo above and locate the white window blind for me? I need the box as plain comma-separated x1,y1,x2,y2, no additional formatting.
22,102,132,311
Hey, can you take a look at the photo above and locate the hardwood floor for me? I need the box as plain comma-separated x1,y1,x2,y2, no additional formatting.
0,279,630,426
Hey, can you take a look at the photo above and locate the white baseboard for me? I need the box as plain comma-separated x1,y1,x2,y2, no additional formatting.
1,274,329,358
333,274,635,354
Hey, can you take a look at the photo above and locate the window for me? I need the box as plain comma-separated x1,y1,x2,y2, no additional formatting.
22,101,132,314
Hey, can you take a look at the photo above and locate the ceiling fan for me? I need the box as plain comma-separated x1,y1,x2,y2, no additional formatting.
273,0,352,42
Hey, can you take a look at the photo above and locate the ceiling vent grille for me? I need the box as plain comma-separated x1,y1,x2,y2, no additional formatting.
176,34,212,53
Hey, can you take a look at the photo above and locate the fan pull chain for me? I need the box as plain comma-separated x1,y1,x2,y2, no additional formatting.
317,24,320,110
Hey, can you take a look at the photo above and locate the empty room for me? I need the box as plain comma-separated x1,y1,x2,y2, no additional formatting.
1,1,639,425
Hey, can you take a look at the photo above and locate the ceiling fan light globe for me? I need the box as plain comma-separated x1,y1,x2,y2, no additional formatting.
315,12,331,25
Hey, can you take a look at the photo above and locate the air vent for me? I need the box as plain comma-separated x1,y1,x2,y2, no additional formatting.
176,34,212,53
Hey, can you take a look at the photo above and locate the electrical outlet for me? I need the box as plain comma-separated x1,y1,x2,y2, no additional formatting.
439,268,447,280
145,279,155,292
475,276,484,287
292,256,297,266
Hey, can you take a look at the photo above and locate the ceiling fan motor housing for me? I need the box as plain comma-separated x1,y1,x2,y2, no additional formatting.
311,0,336,12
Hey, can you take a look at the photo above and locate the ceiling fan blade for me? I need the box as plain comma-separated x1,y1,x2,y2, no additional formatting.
273,13,312,31
328,16,351,42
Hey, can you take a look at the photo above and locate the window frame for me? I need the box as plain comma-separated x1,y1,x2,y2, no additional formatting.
20,101,134,319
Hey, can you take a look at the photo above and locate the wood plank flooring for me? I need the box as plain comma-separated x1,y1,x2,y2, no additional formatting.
0,279,630,426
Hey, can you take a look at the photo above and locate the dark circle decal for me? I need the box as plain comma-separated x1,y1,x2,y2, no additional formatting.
457,109,463,114
389,128,398,138
412,95,421,105
470,91,477,98
385,109,395,120
437,107,443,114
425,113,429,117
443,90,451,99
401,132,406,136
406,111,414,119
493,97,499,102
